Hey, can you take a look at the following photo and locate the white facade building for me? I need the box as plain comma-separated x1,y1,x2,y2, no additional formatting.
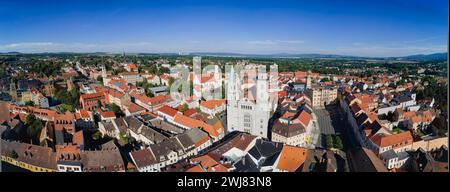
226,65,277,139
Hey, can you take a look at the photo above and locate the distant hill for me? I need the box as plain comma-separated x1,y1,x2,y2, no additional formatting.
394,52,447,61
189,52,367,59
1,51,447,61
191,52,448,61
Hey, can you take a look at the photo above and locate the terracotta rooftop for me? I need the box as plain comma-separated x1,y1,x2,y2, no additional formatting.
297,110,311,128
130,149,158,168
123,101,145,113
200,99,226,110
157,105,179,117
101,111,116,118
276,145,307,172
190,154,229,172
183,108,198,116
80,92,105,100
370,131,413,149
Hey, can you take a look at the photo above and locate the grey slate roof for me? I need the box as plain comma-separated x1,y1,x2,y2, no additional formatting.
149,137,184,162
102,122,117,133
124,116,143,133
380,149,398,160
272,120,305,138
148,119,184,134
113,118,128,134
81,141,125,172
139,126,168,143
176,128,209,149
247,139,283,164
233,154,259,172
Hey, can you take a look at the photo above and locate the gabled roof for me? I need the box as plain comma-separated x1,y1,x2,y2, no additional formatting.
149,137,184,161
73,130,84,146
130,149,158,168
124,116,144,132
297,110,311,127
277,145,307,172
350,103,363,114
356,112,369,126
158,105,179,117
248,139,283,161
183,108,198,116
81,143,125,172
233,154,259,172
174,113,204,129
186,164,206,172
100,111,116,118
190,154,229,172
1,140,57,170
123,101,145,113
347,147,388,172
370,131,413,148
200,99,226,110
80,92,105,100
139,126,168,143
208,133,257,161
272,120,305,138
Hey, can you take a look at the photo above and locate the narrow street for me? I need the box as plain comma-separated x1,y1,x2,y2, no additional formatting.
312,103,363,171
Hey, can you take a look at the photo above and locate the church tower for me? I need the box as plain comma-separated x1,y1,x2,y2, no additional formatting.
306,75,311,89
10,81,17,101
101,65,106,78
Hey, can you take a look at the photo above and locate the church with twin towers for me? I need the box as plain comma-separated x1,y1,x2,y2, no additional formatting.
225,60,279,139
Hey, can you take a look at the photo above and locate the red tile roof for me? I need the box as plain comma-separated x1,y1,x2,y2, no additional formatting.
73,131,84,146
148,95,171,105
276,145,307,172
157,105,179,117
297,111,311,128
80,92,105,100
200,99,225,110
124,101,145,113
101,111,116,118
186,164,205,172
183,109,198,117
174,113,219,138
370,131,413,149
78,109,91,119
190,154,228,172
174,113,204,129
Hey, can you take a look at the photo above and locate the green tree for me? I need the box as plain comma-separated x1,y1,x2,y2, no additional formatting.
97,100,103,110
158,67,170,75
96,76,103,84
180,103,189,112
325,134,334,149
109,103,125,117
150,65,158,74
25,114,43,144
321,77,330,82
334,135,343,150
92,131,103,140
168,77,175,87
25,100,35,107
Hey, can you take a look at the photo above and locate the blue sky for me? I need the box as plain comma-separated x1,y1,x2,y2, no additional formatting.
0,0,447,56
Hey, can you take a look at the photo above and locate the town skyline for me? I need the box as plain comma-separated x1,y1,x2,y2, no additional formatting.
0,0,447,174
